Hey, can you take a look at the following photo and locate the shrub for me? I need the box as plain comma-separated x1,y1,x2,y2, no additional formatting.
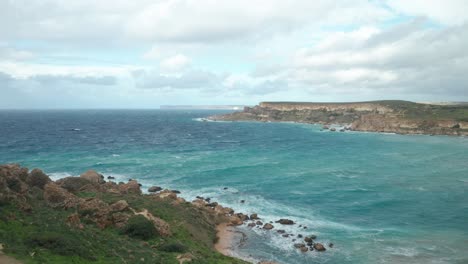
26,231,92,259
27,169,51,189
159,242,187,253
122,215,157,240
6,178,22,192
58,177,92,193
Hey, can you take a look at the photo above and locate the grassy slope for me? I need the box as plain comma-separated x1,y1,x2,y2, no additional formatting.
0,190,248,264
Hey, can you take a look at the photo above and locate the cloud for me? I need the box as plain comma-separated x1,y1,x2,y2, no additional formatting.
281,20,468,98
386,0,468,25
133,69,222,90
31,74,117,86
124,0,391,43
159,54,191,71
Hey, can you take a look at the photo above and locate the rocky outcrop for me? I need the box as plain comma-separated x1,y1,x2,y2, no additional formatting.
44,182,82,209
118,180,142,195
80,170,105,184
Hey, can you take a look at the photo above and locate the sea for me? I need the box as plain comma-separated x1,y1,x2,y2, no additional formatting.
0,110,467,264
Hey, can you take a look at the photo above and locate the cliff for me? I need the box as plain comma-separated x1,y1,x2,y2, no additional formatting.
210,101,468,136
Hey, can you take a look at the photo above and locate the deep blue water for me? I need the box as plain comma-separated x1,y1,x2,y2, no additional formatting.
0,110,467,264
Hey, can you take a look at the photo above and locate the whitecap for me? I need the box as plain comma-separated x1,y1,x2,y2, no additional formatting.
48,172,73,180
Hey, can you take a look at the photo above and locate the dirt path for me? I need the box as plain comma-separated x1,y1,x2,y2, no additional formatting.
0,253,22,264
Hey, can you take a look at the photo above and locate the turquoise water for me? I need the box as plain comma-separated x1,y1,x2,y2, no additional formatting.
0,110,467,264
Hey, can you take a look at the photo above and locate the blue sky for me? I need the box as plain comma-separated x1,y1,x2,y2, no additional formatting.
1,0,468,108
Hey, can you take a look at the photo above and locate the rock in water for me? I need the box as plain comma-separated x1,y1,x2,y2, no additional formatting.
250,213,259,220
263,223,274,230
275,219,295,225
314,243,326,251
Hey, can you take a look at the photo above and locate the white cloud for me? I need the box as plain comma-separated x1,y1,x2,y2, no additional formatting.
387,0,468,25
142,46,161,60
159,54,191,72
124,0,391,43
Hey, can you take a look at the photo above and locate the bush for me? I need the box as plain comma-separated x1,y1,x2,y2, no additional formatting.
27,169,51,189
58,177,92,193
159,242,187,253
6,178,22,192
122,215,157,240
26,231,92,259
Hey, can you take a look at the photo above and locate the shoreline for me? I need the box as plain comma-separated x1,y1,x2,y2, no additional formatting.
206,117,468,138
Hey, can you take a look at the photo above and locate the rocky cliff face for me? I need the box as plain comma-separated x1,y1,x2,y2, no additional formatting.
210,101,468,136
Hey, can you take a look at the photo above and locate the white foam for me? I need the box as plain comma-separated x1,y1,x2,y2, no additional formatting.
48,172,74,181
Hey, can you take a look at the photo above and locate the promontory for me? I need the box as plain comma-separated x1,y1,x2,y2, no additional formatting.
210,100,468,136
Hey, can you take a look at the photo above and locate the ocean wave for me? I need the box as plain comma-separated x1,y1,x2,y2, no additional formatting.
48,172,73,180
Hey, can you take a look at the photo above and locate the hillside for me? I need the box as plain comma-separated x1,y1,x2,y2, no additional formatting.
210,100,468,136
0,164,250,264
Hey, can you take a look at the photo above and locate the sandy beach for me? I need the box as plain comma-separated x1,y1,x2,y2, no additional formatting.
215,223,237,256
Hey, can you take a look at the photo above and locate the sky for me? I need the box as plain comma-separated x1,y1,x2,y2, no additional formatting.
1,0,468,108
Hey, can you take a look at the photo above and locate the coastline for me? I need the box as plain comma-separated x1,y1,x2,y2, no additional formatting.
207,117,468,137
208,101,468,136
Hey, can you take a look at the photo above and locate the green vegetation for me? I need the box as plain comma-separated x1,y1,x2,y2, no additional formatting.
0,190,248,264
261,100,468,121
122,215,157,240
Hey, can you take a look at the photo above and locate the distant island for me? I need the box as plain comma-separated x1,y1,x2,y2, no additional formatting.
209,100,468,136
160,105,245,110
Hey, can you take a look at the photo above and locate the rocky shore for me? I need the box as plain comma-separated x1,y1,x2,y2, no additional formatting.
209,101,468,136
0,164,331,264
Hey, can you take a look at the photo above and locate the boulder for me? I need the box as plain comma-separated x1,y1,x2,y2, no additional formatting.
118,180,142,195
148,186,162,193
314,243,326,251
329,243,334,248
248,223,256,227
236,213,249,221
80,170,105,184
171,190,181,194
256,221,263,226
276,230,286,234
300,247,309,253
275,219,295,225
263,223,274,230
43,182,82,209
304,236,314,243
214,205,234,215
229,216,243,226
110,200,129,212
